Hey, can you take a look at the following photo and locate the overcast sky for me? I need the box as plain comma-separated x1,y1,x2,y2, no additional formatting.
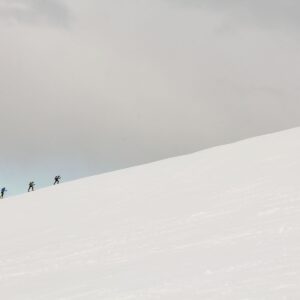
1,0,300,195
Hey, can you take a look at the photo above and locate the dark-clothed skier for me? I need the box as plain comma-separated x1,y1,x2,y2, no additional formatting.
54,175,61,185
0,187,7,198
28,181,35,192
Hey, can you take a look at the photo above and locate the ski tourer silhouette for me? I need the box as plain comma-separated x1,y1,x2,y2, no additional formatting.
54,176,61,185
0,187,7,198
28,182,35,192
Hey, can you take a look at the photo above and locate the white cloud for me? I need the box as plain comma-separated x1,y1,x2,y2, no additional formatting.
1,0,300,194
172,0,300,30
0,0,70,26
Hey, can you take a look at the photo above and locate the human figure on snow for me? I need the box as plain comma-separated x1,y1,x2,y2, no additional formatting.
54,175,61,185
0,187,7,198
28,181,35,192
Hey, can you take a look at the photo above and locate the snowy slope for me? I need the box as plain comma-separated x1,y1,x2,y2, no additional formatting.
0,129,300,299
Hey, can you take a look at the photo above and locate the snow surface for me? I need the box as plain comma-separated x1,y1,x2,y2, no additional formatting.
0,128,300,299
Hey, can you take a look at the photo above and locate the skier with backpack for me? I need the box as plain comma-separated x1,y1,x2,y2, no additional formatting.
0,187,7,198
28,181,35,192
54,175,61,185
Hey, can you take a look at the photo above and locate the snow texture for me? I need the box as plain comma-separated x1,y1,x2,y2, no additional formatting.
0,128,300,299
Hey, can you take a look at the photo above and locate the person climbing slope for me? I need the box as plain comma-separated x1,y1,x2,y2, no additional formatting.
54,175,61,185
28,181,35,192
0,187,7,198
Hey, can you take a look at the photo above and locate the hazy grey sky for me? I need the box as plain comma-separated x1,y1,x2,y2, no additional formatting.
1,0,300,195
